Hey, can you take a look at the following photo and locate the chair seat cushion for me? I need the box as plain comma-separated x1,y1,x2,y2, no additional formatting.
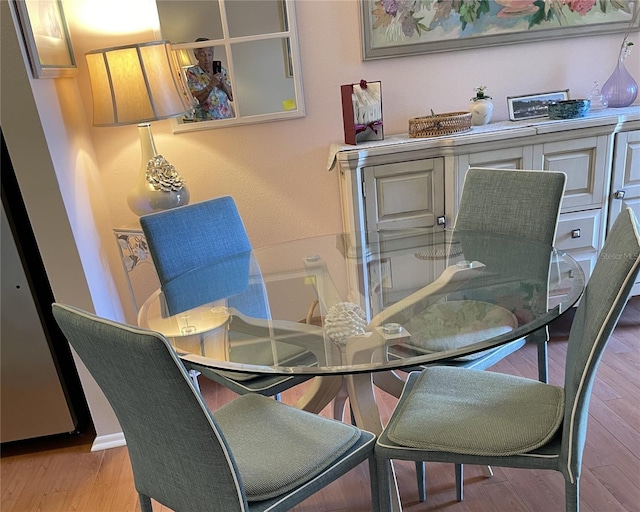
213,394,362,501
386,367,564,456
403,300,518,360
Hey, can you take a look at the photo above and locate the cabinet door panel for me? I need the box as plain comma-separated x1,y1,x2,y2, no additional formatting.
365,158,445,231
533,135,610,211
608,129,640,295
609,130,640,231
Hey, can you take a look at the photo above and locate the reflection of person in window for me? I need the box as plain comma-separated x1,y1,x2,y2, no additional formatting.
186,38,235,120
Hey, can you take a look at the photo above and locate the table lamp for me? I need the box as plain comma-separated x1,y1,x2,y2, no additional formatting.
172,47,198,122
174,47,194,68
86,41,191,216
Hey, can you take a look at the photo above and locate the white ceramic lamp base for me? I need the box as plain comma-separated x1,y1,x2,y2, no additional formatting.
128,124,190,216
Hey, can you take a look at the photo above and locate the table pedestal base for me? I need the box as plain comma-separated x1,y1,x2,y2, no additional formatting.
295,374,404,511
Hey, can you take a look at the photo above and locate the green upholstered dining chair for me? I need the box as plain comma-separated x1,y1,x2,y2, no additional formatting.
404,167,566,500
52,303,380,512
375,207,640,512
451,167,567,384
139,196,314,399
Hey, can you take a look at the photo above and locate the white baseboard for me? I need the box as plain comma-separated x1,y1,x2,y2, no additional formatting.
90,432,126,451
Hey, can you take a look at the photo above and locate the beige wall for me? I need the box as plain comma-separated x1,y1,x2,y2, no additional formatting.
1,0,125,444
3,0,639,443
68,0,640,327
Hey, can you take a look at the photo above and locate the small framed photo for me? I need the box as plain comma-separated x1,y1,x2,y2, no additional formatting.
507,90,569,121
11,0,77,78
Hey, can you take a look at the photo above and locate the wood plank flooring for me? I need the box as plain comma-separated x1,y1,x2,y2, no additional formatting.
2,297,638,512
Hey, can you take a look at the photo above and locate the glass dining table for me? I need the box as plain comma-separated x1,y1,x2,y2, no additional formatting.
138,228,584,511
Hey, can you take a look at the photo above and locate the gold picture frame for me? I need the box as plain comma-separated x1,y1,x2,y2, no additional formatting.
12,0,77,78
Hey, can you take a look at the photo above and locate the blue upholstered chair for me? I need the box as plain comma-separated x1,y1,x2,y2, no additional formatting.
52,303,380,512
375,208,640,512
404,167,566,500
139,196,314,398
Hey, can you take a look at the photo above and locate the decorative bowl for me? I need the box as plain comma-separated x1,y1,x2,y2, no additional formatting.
547,99,590,120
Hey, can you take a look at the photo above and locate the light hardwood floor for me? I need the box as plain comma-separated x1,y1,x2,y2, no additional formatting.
2,297,639,512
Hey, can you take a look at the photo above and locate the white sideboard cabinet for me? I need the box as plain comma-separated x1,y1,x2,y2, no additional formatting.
608,122,640,296
334,106,640,315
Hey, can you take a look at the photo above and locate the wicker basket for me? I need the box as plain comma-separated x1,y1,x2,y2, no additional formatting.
409,111,472,138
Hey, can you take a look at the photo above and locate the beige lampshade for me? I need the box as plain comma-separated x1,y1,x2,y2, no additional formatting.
174,48,194,68
86,41,189,126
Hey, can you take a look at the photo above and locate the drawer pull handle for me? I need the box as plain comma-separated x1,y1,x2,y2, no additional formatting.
614,190,626,200
571,229,581,239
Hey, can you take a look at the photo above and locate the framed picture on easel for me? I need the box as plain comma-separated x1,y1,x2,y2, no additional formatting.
507,90,570,121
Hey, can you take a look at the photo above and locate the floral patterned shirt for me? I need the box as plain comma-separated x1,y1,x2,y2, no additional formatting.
186,65,235,120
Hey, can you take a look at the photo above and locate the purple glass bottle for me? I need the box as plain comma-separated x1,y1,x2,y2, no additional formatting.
601,43,638,108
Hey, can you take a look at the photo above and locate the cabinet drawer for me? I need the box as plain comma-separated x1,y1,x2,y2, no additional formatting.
555,209,601,252
457,146,530,171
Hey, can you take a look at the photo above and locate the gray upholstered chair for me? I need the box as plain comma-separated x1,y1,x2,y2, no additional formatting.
139,196,314,398
451,167,567,384
375,208,640,512
406,167,566,500
52,303,380,512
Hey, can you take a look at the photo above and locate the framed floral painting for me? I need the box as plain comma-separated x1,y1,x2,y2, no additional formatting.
361,0,640,60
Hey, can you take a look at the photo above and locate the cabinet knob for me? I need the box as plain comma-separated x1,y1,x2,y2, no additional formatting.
614,190,626,200
437,216,446,226
571,229,581,239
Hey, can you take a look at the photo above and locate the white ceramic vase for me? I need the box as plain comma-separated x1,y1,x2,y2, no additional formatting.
470,99,493,126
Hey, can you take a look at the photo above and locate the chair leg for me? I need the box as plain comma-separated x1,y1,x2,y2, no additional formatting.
415,461,426,502
530,327,549,383
368,456,381,512
377,457,394,512
139,493,153,512
565,477,579,512
455,464,463,501
481,465,494,477
415,462,465,502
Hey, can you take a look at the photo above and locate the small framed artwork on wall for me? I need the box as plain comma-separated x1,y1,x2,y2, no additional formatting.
11,0,77,78
507,90,570,121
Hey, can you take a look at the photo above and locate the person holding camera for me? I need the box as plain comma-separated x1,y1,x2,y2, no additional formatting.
186,38,235,120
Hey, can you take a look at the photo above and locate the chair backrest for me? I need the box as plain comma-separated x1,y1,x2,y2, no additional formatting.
452,169,566,323
561,208,640,482
455,168,566,244
140,196,270,318
51,303,249,512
